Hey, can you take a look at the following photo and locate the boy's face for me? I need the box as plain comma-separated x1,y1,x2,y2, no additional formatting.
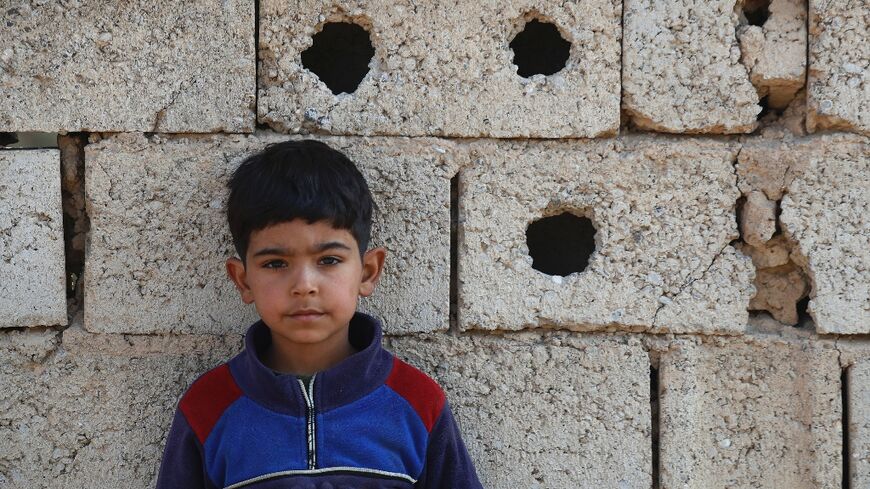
226,219,385,350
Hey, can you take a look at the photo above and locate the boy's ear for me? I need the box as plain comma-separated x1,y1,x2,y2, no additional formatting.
359,247,386,298
226,257,255,304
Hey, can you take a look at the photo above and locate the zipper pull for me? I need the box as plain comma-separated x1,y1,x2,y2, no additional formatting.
298,374,317,470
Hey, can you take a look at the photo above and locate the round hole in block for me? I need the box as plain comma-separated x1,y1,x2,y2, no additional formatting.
301,21,375,95
742,0,770,26
509,19,570,78
526,212,596,277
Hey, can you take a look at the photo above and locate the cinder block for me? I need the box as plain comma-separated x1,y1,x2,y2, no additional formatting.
623,0,760,133
85,133,456,335
459,137,754,334
807,0,869,135
258,0,621,137
849,356,870,488
659,336,841,489
0,326,241,488
779,135,869,334
0,150,66,327
389,332,651,489
0,1,255,132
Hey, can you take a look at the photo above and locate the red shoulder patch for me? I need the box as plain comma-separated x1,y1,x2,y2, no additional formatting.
179,363,243,444
385,356,446,432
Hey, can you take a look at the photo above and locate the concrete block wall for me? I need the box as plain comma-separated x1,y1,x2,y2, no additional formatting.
1,1,867,487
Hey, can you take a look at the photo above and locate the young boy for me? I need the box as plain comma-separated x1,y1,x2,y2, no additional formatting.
156,140,482,489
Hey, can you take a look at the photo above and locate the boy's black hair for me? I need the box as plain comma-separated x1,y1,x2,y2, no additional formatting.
226,139,374,262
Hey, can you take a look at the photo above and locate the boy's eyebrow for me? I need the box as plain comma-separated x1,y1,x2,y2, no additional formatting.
252,241,352,257
313,241,353,253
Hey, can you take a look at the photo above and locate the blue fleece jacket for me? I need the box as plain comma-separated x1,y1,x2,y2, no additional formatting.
156,312,483,489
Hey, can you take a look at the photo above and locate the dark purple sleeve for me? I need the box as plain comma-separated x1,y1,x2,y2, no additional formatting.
155,409,216,489
415,401,483,489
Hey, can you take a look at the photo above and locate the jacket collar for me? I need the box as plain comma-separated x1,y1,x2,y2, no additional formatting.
228,312,394,415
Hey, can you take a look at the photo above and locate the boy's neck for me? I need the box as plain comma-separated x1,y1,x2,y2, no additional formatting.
263,330,357,377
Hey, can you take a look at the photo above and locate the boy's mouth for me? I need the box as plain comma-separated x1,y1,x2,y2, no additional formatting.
289,310,325,321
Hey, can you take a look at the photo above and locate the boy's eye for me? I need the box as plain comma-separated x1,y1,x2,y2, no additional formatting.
319,256,341,266
263,260,286,269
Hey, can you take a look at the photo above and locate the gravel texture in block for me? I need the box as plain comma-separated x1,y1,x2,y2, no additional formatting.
0,1,255,132
85,133,456,335
0,149,66,327
807,0,869,135
389,332,651,489
0,326,241,489
779,135,869,334
659,335,842,489
623,0,760,133
258,0,621,138
459,137,754,334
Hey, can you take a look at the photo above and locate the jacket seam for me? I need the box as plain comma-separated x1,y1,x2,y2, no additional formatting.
415,403,452,484
177,409,221,489
384,383,446,434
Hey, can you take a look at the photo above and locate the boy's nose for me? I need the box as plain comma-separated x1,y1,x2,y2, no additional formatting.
290,266,317,295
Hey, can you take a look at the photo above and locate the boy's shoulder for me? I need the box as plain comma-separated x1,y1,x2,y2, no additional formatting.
383,354,447,432
176,360,243,444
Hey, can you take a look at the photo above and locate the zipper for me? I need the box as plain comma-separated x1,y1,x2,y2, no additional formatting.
297,375,317,470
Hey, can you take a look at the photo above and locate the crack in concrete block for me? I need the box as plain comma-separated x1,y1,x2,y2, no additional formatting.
460,136,753,334
736,134,869,333
736,0,807,109
623,0,760,133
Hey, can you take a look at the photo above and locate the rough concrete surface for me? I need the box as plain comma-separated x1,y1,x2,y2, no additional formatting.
85,133,457,335
780,135,870,333
0,149,67,327
849,356,870,488
737,137,808,201
739,190,777,247
459,137,754,334
258,0,621,138
623,0,760,133
748,263,809,324
756,88,810,138
737,0,807,109
658,335,842,489
737,135,869,332
389,332,651,489
0,326,241,489
807,0,869,135
735,234,791,269
0,1,255,132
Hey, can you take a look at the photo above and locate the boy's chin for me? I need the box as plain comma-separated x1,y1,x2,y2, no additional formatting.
265,322,348,345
